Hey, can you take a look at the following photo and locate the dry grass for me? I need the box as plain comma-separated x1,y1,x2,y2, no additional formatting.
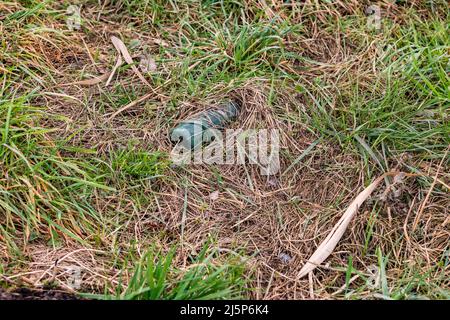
1,0,448,299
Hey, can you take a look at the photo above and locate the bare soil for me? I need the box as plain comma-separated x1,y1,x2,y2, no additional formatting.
0,287,82,300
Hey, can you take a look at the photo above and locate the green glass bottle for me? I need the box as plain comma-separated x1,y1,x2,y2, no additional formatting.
170,100,241,150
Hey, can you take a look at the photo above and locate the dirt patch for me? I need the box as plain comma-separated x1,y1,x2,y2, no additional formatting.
0,287,83,300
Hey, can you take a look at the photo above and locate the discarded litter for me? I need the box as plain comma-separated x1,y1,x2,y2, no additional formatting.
170,99,241,150
279,253,292,264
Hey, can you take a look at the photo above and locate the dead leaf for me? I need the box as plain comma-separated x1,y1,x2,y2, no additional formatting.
298,171,403,279
60,73,109,86
110,36,151,88
105,55,123,87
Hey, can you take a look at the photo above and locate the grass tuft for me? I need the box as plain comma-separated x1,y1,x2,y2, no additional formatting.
90,243,247,300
